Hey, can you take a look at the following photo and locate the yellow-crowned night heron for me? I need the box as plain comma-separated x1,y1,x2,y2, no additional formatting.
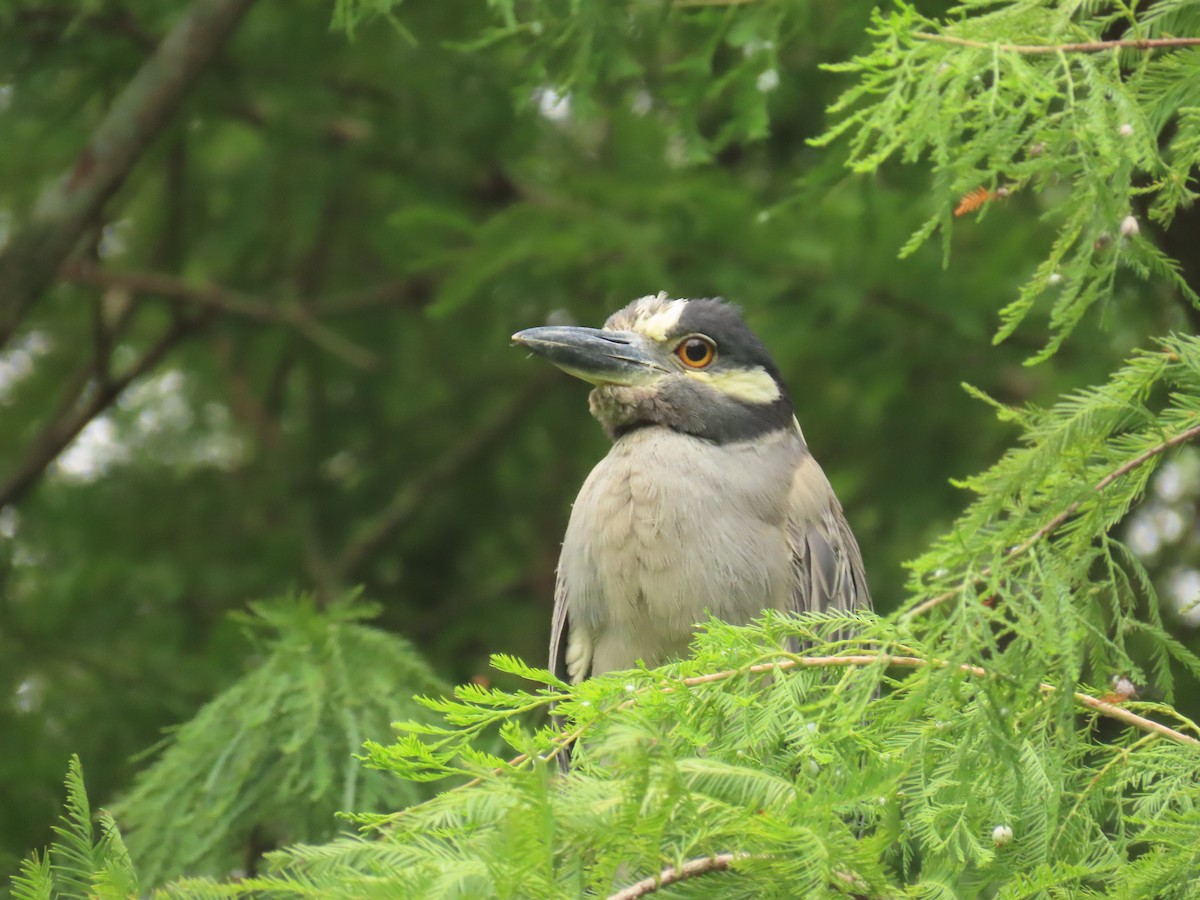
513,293,871,691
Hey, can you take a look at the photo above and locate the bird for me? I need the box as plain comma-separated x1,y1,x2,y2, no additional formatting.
512,293,871,695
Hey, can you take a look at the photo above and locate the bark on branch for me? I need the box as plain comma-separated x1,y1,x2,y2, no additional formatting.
0,315,203,509
0,0,255,347
607,853,746,900
677,653,1200,748
334,375,553,579
914,32,1200,54
62,262,380,369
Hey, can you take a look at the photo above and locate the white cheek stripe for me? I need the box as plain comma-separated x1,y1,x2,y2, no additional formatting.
687,366,781,404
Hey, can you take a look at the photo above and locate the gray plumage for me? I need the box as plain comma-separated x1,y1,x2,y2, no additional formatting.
513,292,870,698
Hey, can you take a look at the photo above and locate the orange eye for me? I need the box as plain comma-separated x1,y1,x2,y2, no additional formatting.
675,336,716,369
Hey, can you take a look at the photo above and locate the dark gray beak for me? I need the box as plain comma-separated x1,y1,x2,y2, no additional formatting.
511,326,665,386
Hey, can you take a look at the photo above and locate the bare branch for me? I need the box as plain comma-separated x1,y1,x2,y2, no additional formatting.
0,0,255,348
903,419,1200,620
675,653,1200,748
323,278,433,315
608,853,746,900
209,334,284,451
303,517,345,606
914,32,1200,54
335,375,553,578
15,7,158,50
374,643,1197,841
150,138,190,270
0,315,203,509
61,262,380,369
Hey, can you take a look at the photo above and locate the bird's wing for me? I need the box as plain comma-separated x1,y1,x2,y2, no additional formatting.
548,571,576,774
549,571,571,685
786,453,871,623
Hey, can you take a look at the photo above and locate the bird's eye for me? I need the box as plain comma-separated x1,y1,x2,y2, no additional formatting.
675,336,716,369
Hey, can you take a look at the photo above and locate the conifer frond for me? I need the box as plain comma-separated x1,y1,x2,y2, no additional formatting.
48,756,99,898
9,758,142,900
815,0,1200,358
9,853,51,900
111,593,449,888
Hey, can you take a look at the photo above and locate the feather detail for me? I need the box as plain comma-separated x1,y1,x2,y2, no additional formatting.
786,454,871,634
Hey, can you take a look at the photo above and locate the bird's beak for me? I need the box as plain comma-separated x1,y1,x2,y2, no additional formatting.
511,326,665,386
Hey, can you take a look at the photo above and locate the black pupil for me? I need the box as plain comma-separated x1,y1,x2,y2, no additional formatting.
685,339,709,362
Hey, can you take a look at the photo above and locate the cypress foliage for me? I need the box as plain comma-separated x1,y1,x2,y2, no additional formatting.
113,595,448,888
812,0,1200,360
10,1,1200,897
9,758,138,900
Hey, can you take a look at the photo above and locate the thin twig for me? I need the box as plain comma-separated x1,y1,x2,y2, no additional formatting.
388,647,1196,830
0,315,203,508
15,7,157,49
914,32,1200,54
369,712,585,832
294,186,352,608
334,375,553,578
608,853,747,900
61,262,380,369
675,653,1200,748
210,335,284,451
903,420,1200,620
322,278,432,315
302,518,344,607
1066,689,1198,746
1052,732,1155,853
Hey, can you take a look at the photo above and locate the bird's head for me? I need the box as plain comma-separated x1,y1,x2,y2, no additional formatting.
512,293,794,443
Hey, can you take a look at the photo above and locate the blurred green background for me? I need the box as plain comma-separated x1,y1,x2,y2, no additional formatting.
1,0,1196,884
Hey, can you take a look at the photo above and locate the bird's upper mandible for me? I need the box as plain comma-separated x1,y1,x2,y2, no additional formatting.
512,293,871,699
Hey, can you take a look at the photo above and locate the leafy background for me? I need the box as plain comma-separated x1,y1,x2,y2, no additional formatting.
1,0,1198,892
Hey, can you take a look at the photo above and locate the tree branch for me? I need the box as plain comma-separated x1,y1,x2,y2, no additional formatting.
914,32,1200,54
334,375,553,579
150,138,190,270
378,644,1197,837
486,650,1198,788
15,7,158,50
607,853,746,900
676,653,1200,748
0,0,255,348
209,334,284,451
673,0,757,7
61,262,380,369
902,419,1200,620
0,315,203,509
322,278,434,315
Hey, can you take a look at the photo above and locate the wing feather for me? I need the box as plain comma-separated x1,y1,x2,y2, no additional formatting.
549,574,571,685
786,453,871,637
548,568,576,774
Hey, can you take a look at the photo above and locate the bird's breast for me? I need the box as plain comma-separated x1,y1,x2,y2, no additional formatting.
559,426,802,669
